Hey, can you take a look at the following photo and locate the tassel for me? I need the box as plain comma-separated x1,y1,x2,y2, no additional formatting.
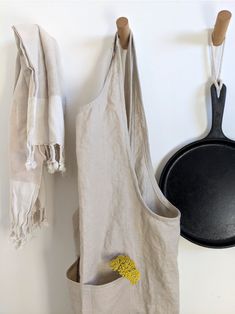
109,255,140,285
58,145,66,172
10,205,48,249
25,145,37,170
47,144,59,173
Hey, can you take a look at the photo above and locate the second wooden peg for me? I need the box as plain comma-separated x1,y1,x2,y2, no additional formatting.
212,10,232,46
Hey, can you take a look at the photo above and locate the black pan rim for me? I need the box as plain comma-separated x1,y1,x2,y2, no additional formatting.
158,137,235,248
159,137,235,189
180,230,235,249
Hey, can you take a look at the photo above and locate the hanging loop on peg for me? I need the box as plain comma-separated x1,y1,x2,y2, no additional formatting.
116,17,130,49
210,10,232,96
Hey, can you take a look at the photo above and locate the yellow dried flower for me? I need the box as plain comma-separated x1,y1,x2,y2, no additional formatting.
109,255,140,285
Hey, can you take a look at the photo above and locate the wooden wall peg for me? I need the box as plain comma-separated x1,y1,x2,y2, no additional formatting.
212,10,232,46
116,17,130,49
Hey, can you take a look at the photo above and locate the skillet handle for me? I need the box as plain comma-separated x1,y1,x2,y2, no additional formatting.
206,83,227,139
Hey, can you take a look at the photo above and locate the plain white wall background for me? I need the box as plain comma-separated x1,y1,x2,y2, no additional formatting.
1,1,235,313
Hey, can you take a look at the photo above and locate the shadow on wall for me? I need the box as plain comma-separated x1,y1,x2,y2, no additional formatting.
156,28,213,182
0,41,16,231
156,79,214,181
43,35,114,314
155,1,229,182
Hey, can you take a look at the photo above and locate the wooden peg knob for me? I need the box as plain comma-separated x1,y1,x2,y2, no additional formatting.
116,17,130,49
212,10,232,46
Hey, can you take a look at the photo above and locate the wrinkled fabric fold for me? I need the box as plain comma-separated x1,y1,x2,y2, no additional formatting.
66,32,180,314
9,24,65,248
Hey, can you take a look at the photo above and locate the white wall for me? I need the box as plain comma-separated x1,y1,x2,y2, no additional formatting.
1,1,235,313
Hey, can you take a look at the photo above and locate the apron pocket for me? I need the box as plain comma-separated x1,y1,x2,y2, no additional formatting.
66,259,131,314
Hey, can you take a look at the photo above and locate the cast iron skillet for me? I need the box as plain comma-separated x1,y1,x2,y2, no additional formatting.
159,83,235,248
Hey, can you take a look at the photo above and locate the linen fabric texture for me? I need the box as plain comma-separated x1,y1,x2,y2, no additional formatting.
10,24,65,248
67,32,181,314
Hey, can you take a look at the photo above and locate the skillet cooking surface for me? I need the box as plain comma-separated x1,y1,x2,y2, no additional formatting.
160,140,235,247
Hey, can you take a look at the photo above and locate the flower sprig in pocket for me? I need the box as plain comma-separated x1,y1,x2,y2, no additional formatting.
109,255,140,285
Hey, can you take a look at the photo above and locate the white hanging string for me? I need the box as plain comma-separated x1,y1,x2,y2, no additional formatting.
210,31,225,97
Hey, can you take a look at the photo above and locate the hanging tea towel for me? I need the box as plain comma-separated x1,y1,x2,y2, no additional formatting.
9,24,65,248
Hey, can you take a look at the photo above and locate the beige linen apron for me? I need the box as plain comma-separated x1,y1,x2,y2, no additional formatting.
66,32,181,314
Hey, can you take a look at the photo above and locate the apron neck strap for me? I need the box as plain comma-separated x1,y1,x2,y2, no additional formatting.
112,31,144,127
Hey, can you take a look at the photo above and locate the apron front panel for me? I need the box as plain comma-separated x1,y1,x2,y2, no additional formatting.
67,32,180,314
